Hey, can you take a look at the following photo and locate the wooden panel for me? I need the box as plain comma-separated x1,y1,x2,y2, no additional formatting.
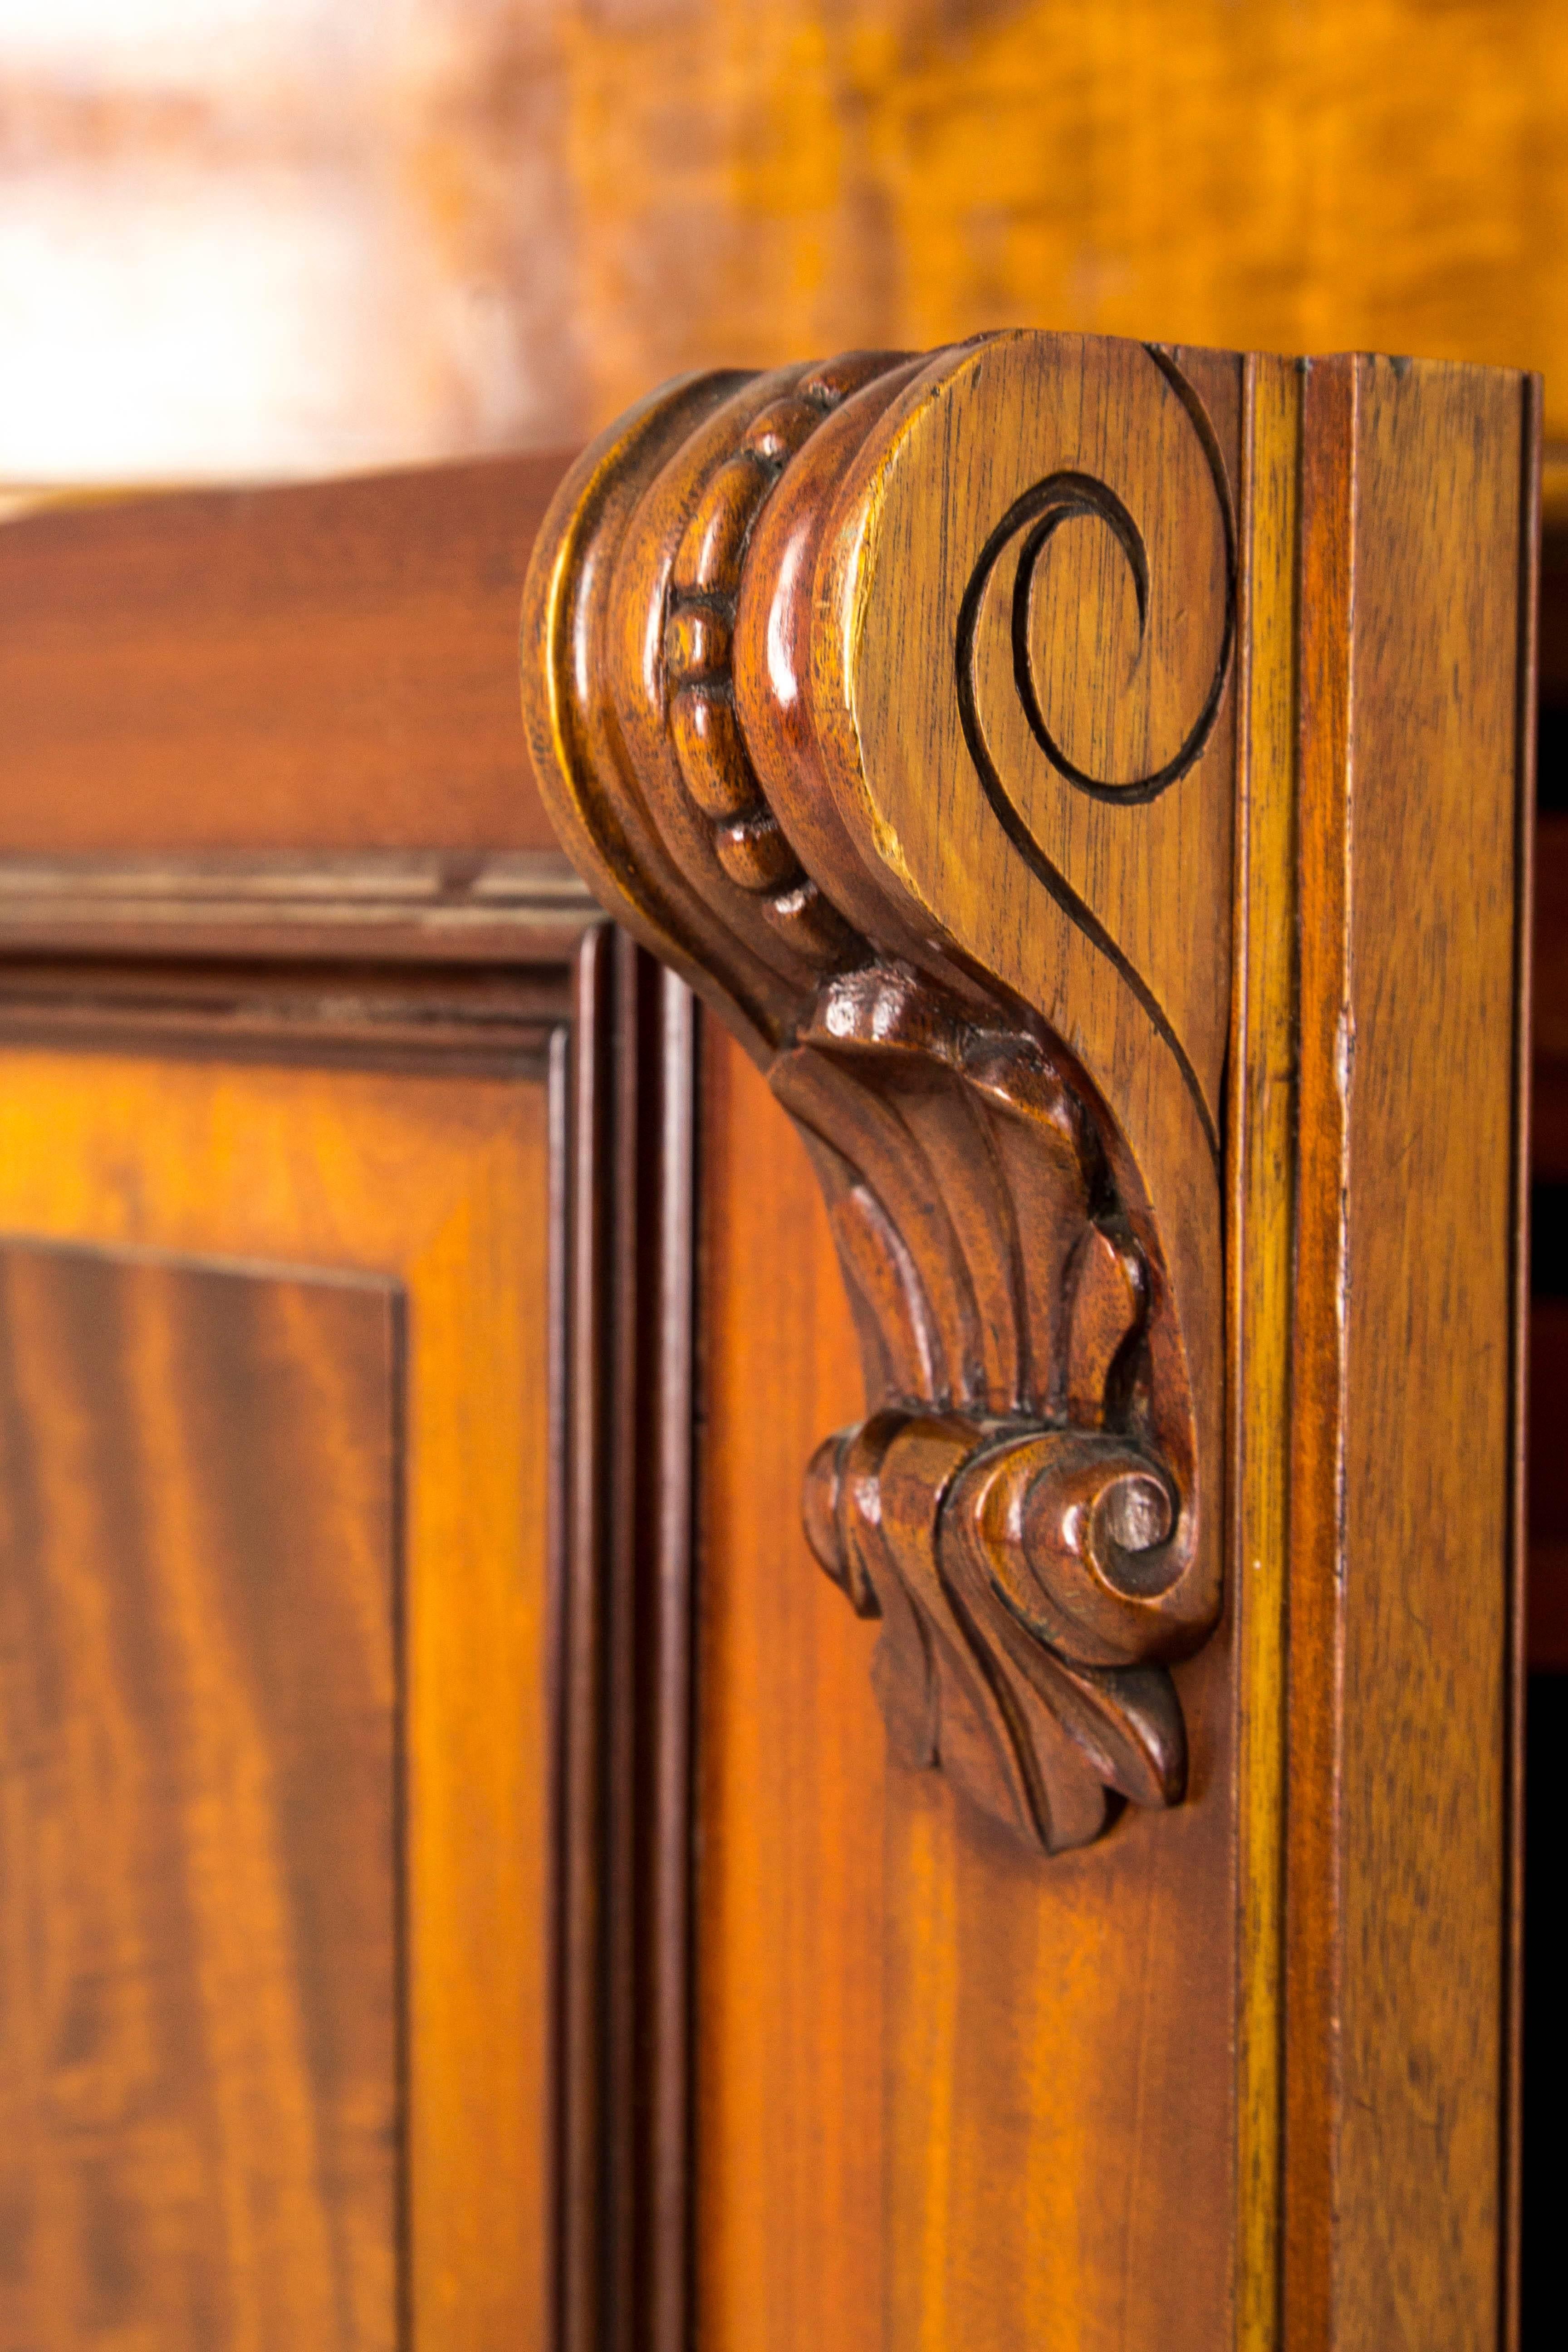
0,1050,554,2352
696,1028,882,2352
1339,361,1522,2340
878,1666,1235,2352
0,1244,399,2352
696,1028,1235,2352
0,456,570,856
1288,356,1529,2347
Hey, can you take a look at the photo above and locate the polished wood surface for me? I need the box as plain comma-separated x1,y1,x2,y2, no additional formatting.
0,456,570,855
526,329,1534,2346
1229,352,1301,2344
0,1049,555,2351
0,1244,399,2352
699,1030,1238,2352
1287,357,1531,2347
697,1027,881,2352
0,304,1539,2348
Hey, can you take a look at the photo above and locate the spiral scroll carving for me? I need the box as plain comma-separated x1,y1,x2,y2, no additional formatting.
521,332,1230,1856
955,393,1236,808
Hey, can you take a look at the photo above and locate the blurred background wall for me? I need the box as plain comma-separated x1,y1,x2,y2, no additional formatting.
3,0,1567,487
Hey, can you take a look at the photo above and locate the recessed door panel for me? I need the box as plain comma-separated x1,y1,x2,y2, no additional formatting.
0,1243,402,2352
0,1051,555,2352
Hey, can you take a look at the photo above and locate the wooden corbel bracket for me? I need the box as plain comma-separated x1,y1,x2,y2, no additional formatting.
521,333,1236,1854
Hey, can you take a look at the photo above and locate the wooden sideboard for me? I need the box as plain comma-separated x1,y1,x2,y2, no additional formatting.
0,333,1540,2350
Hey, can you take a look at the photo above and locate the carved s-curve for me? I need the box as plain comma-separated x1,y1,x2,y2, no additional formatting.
951,343,1235,1163
955,347,1236,807
946,701,1223,1168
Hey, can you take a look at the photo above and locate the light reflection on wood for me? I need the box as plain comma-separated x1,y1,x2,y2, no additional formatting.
2,0,1568,495
0,0,583,480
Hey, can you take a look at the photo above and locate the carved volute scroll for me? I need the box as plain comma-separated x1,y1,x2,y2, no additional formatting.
521,334,1236,1854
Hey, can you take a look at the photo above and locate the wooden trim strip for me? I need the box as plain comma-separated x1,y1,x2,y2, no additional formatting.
1231,348,1302,2352
0,954,576,1072
644,967,698,2352
1503,369,1542,2352
553,931,699,2352
1284,348,1357,2352
1287,352,1531,2349
558,927,614,2352
0,851,598,963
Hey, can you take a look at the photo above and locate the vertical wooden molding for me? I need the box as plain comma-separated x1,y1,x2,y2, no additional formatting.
1504,371,1541,2352
642,960,699,2352
554,931,698,2352
555,926,611,2352
1232,350,1302,2352
1286,349,1358,2350
1285,355,1536,2349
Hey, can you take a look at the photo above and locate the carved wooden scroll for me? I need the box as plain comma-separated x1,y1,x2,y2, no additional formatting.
521,334,1236,1853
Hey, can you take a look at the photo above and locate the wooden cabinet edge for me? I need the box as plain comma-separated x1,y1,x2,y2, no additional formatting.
520,329,1535,2348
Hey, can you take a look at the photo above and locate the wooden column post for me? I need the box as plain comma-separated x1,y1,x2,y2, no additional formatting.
521,333,1536,2349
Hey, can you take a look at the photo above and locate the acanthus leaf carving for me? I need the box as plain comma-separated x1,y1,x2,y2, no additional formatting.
521,333,1233,1856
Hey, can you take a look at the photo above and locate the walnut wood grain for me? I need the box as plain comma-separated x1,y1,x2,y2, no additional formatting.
1285,355,1536,2351
698,1024,1238,2351
0,1051,558,2352
0,1245,400,2352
